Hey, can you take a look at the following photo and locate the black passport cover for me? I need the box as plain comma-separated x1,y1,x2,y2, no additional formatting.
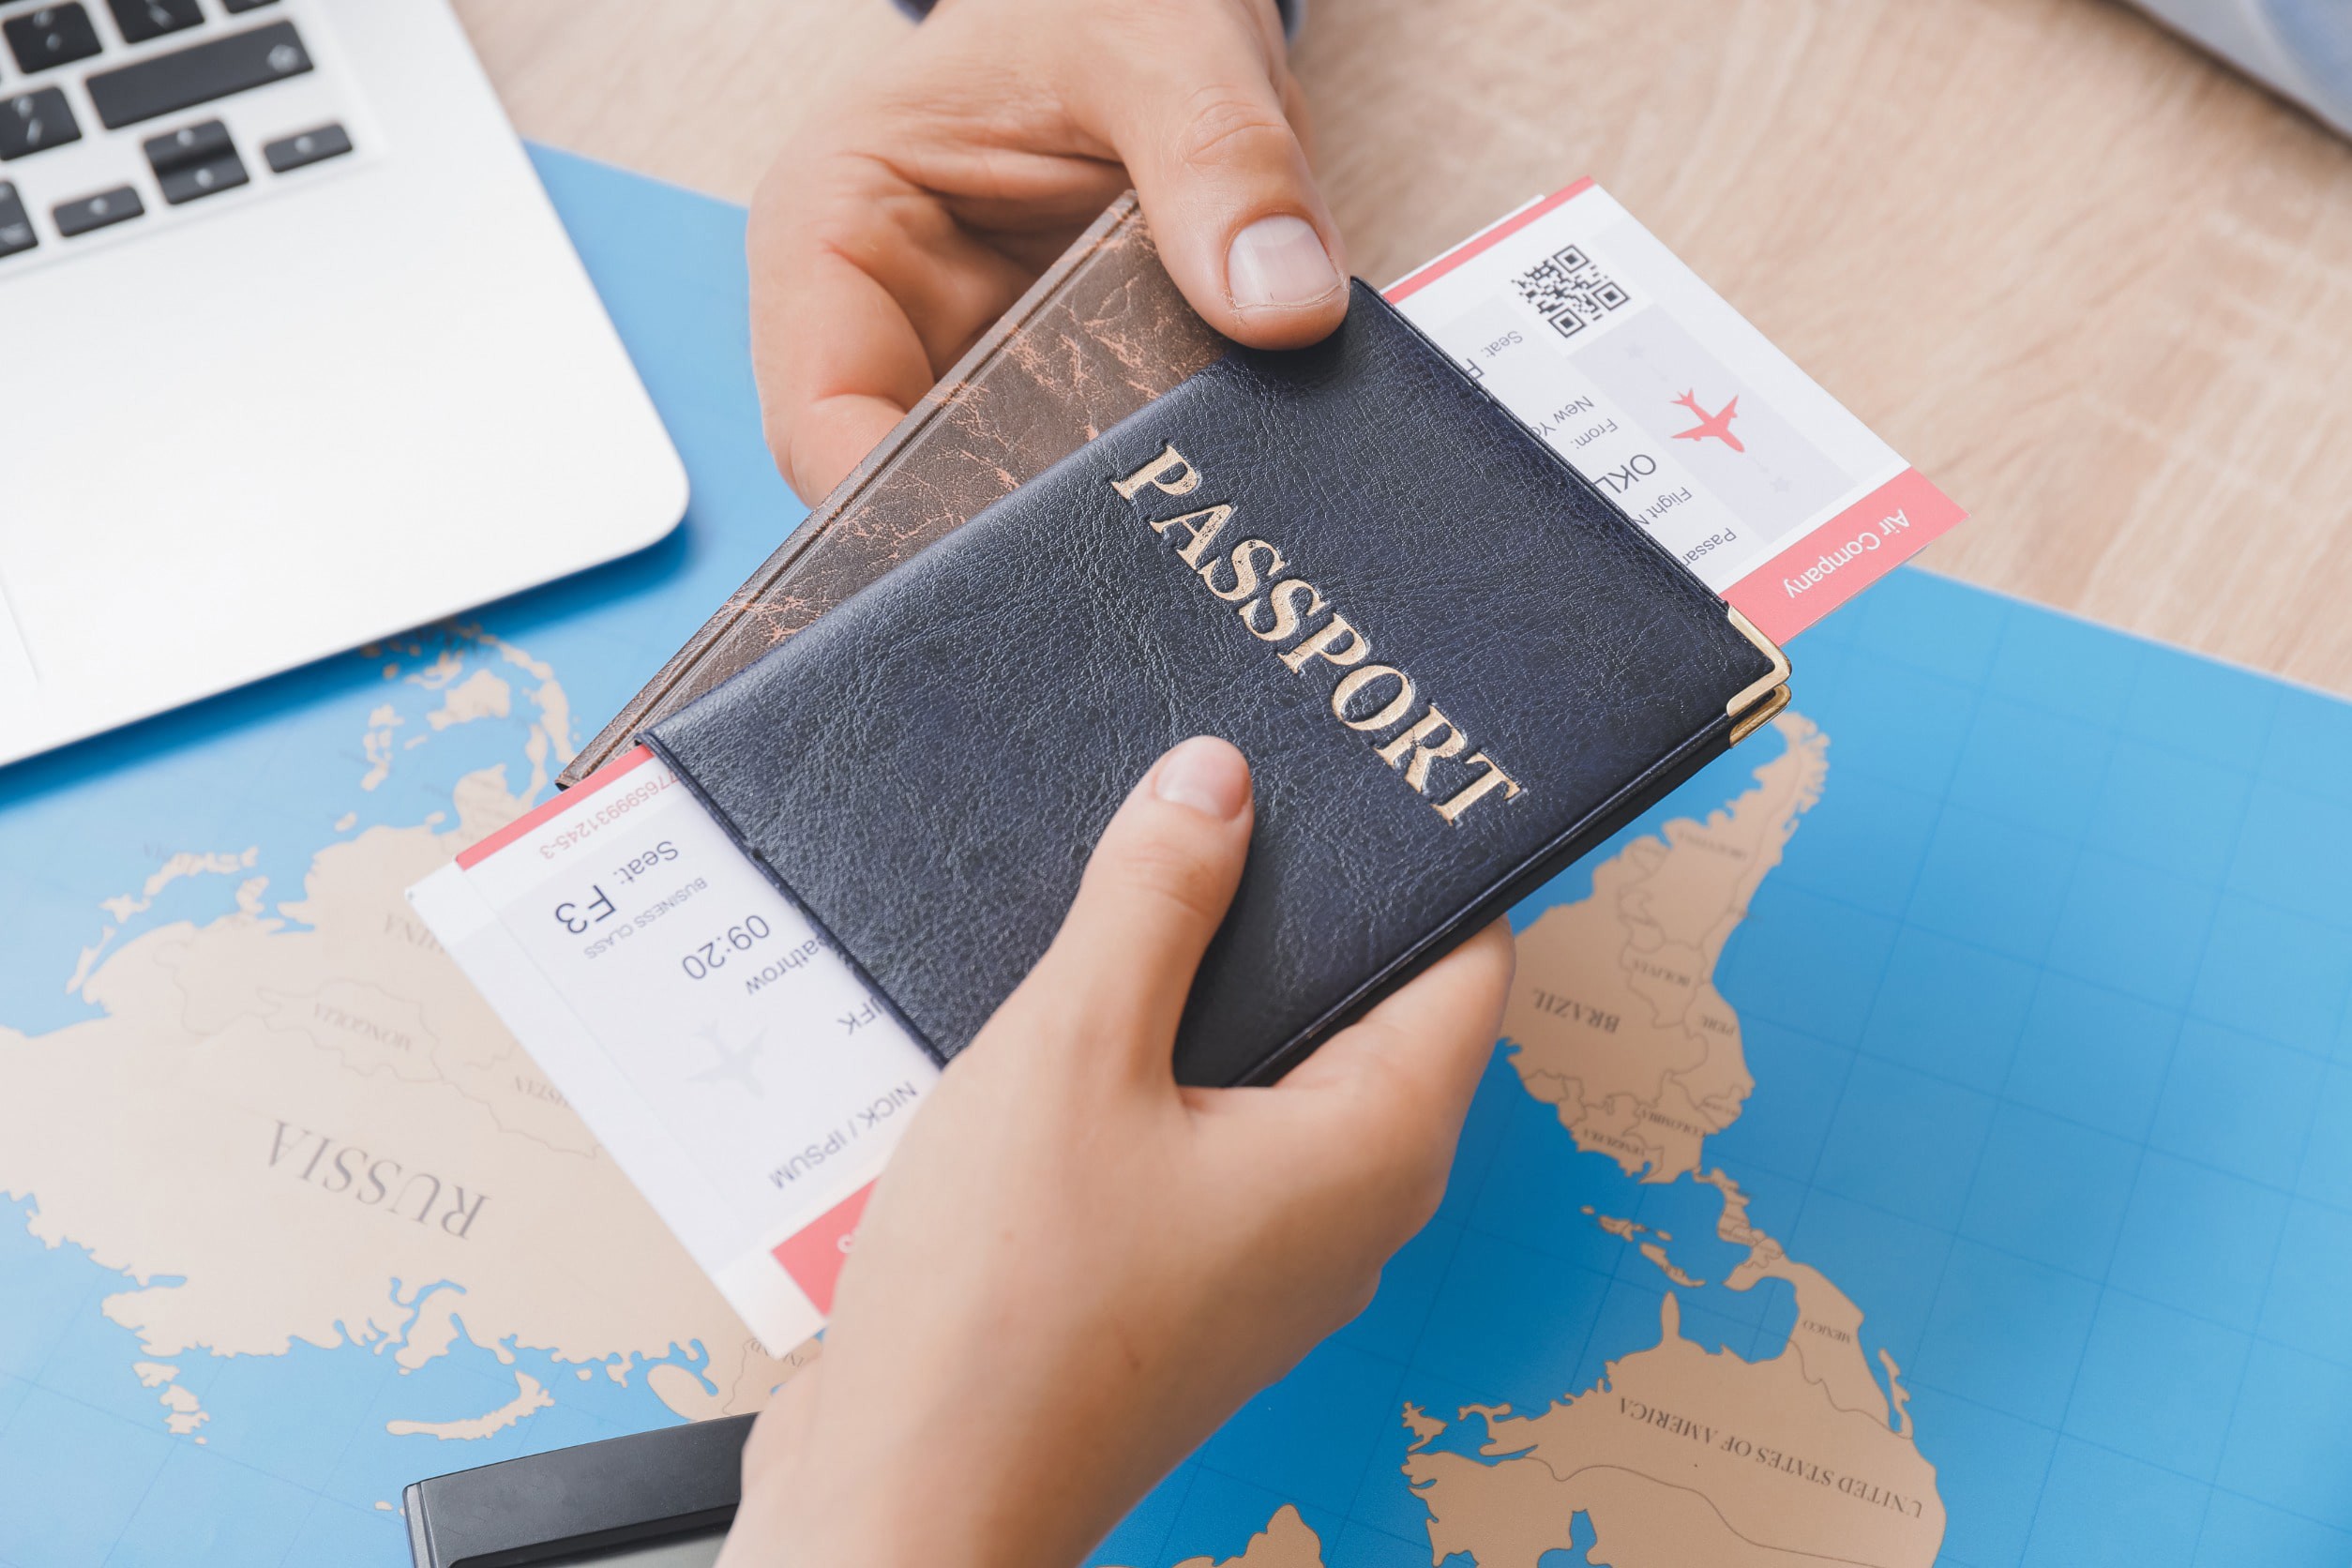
646,284,1787,1088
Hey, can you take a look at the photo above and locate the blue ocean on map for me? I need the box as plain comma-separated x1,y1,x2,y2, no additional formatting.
8,150,2352,1568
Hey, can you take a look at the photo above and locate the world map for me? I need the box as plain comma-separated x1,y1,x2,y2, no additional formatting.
9,152,2352,1567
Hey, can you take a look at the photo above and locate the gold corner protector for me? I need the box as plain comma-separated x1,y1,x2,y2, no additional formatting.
1723,606,1792,748
1729,684,1791,746
1721,606,1787,729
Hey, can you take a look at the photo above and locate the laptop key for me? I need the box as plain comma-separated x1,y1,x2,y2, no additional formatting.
220,0,278,9
5,5,102,74
158,151,246,202
0,88,81,159
143,114,226,168
0,182,36,258
262,120,348,173
84,20,309,130
144,117,246,203
106,0,202,46
53,184,142,235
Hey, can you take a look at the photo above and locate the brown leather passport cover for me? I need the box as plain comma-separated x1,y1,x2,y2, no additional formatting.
561,193,1226,789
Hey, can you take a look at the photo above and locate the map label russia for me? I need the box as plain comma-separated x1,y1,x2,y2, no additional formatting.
264,1119,491,1236
0,632,803,1441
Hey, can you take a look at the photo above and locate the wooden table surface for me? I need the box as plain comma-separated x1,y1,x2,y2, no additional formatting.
452,0,2352,696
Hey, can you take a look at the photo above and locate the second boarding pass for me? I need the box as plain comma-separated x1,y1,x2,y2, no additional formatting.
410,745,934,1351
410,181,1966,1352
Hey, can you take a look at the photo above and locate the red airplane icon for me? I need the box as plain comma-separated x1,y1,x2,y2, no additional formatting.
1671,390,1745,453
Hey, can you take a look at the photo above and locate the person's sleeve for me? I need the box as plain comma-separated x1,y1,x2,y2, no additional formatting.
892,0,1304,40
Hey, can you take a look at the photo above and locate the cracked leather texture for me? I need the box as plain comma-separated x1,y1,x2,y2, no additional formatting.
646,283,1778,1088
564,194,1222,788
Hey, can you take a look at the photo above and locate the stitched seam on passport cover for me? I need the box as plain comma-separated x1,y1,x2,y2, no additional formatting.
639,732,952,1068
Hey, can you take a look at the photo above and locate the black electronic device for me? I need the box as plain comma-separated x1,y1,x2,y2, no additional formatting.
404,1414,752,1567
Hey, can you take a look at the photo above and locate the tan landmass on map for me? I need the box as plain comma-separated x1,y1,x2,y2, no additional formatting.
1586,1209,1706,1288
1407,1291,1941,1568
428,669,512,731
131,1360,210,1435
361,703,403,792
71,851,261,993
158,1380,207,1436
1700,1168,1891,1426
1109,1505,1325,1568
1640,1242,1701,1289
0,633,800,1437
1406,711,1941,1565
384,1370,551,1440
98,850,259,925
1404,1402,1448,1449
1501,715,1828,1183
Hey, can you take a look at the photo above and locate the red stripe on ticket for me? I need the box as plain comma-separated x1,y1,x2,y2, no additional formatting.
456,744,656,869
1725,470,1968,645
1384,179,1597,304
773,1182,875,1315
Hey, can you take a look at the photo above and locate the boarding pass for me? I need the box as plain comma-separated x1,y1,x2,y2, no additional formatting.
410,746,936,1352
1388,180,1964,642
410,180,1965,1353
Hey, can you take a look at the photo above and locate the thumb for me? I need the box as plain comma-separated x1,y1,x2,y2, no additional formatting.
1015,736,1255,1075
1072,3,1347,348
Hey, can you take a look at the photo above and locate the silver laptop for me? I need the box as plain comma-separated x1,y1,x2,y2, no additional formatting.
0,0,687,765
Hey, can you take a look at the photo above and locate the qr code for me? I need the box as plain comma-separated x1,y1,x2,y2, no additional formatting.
1513,244,1633,339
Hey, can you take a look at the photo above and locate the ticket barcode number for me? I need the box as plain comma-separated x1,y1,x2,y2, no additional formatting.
1513,243,1632,339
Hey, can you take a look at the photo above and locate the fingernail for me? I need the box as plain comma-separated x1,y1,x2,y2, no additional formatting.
1227,215,1340,312
1153,736,1251,821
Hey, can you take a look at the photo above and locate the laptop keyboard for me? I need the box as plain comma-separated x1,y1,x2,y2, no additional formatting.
0,0,349,264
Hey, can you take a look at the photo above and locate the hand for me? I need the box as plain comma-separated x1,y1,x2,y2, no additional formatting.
719,737,1514,1567
747,0,1347,501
